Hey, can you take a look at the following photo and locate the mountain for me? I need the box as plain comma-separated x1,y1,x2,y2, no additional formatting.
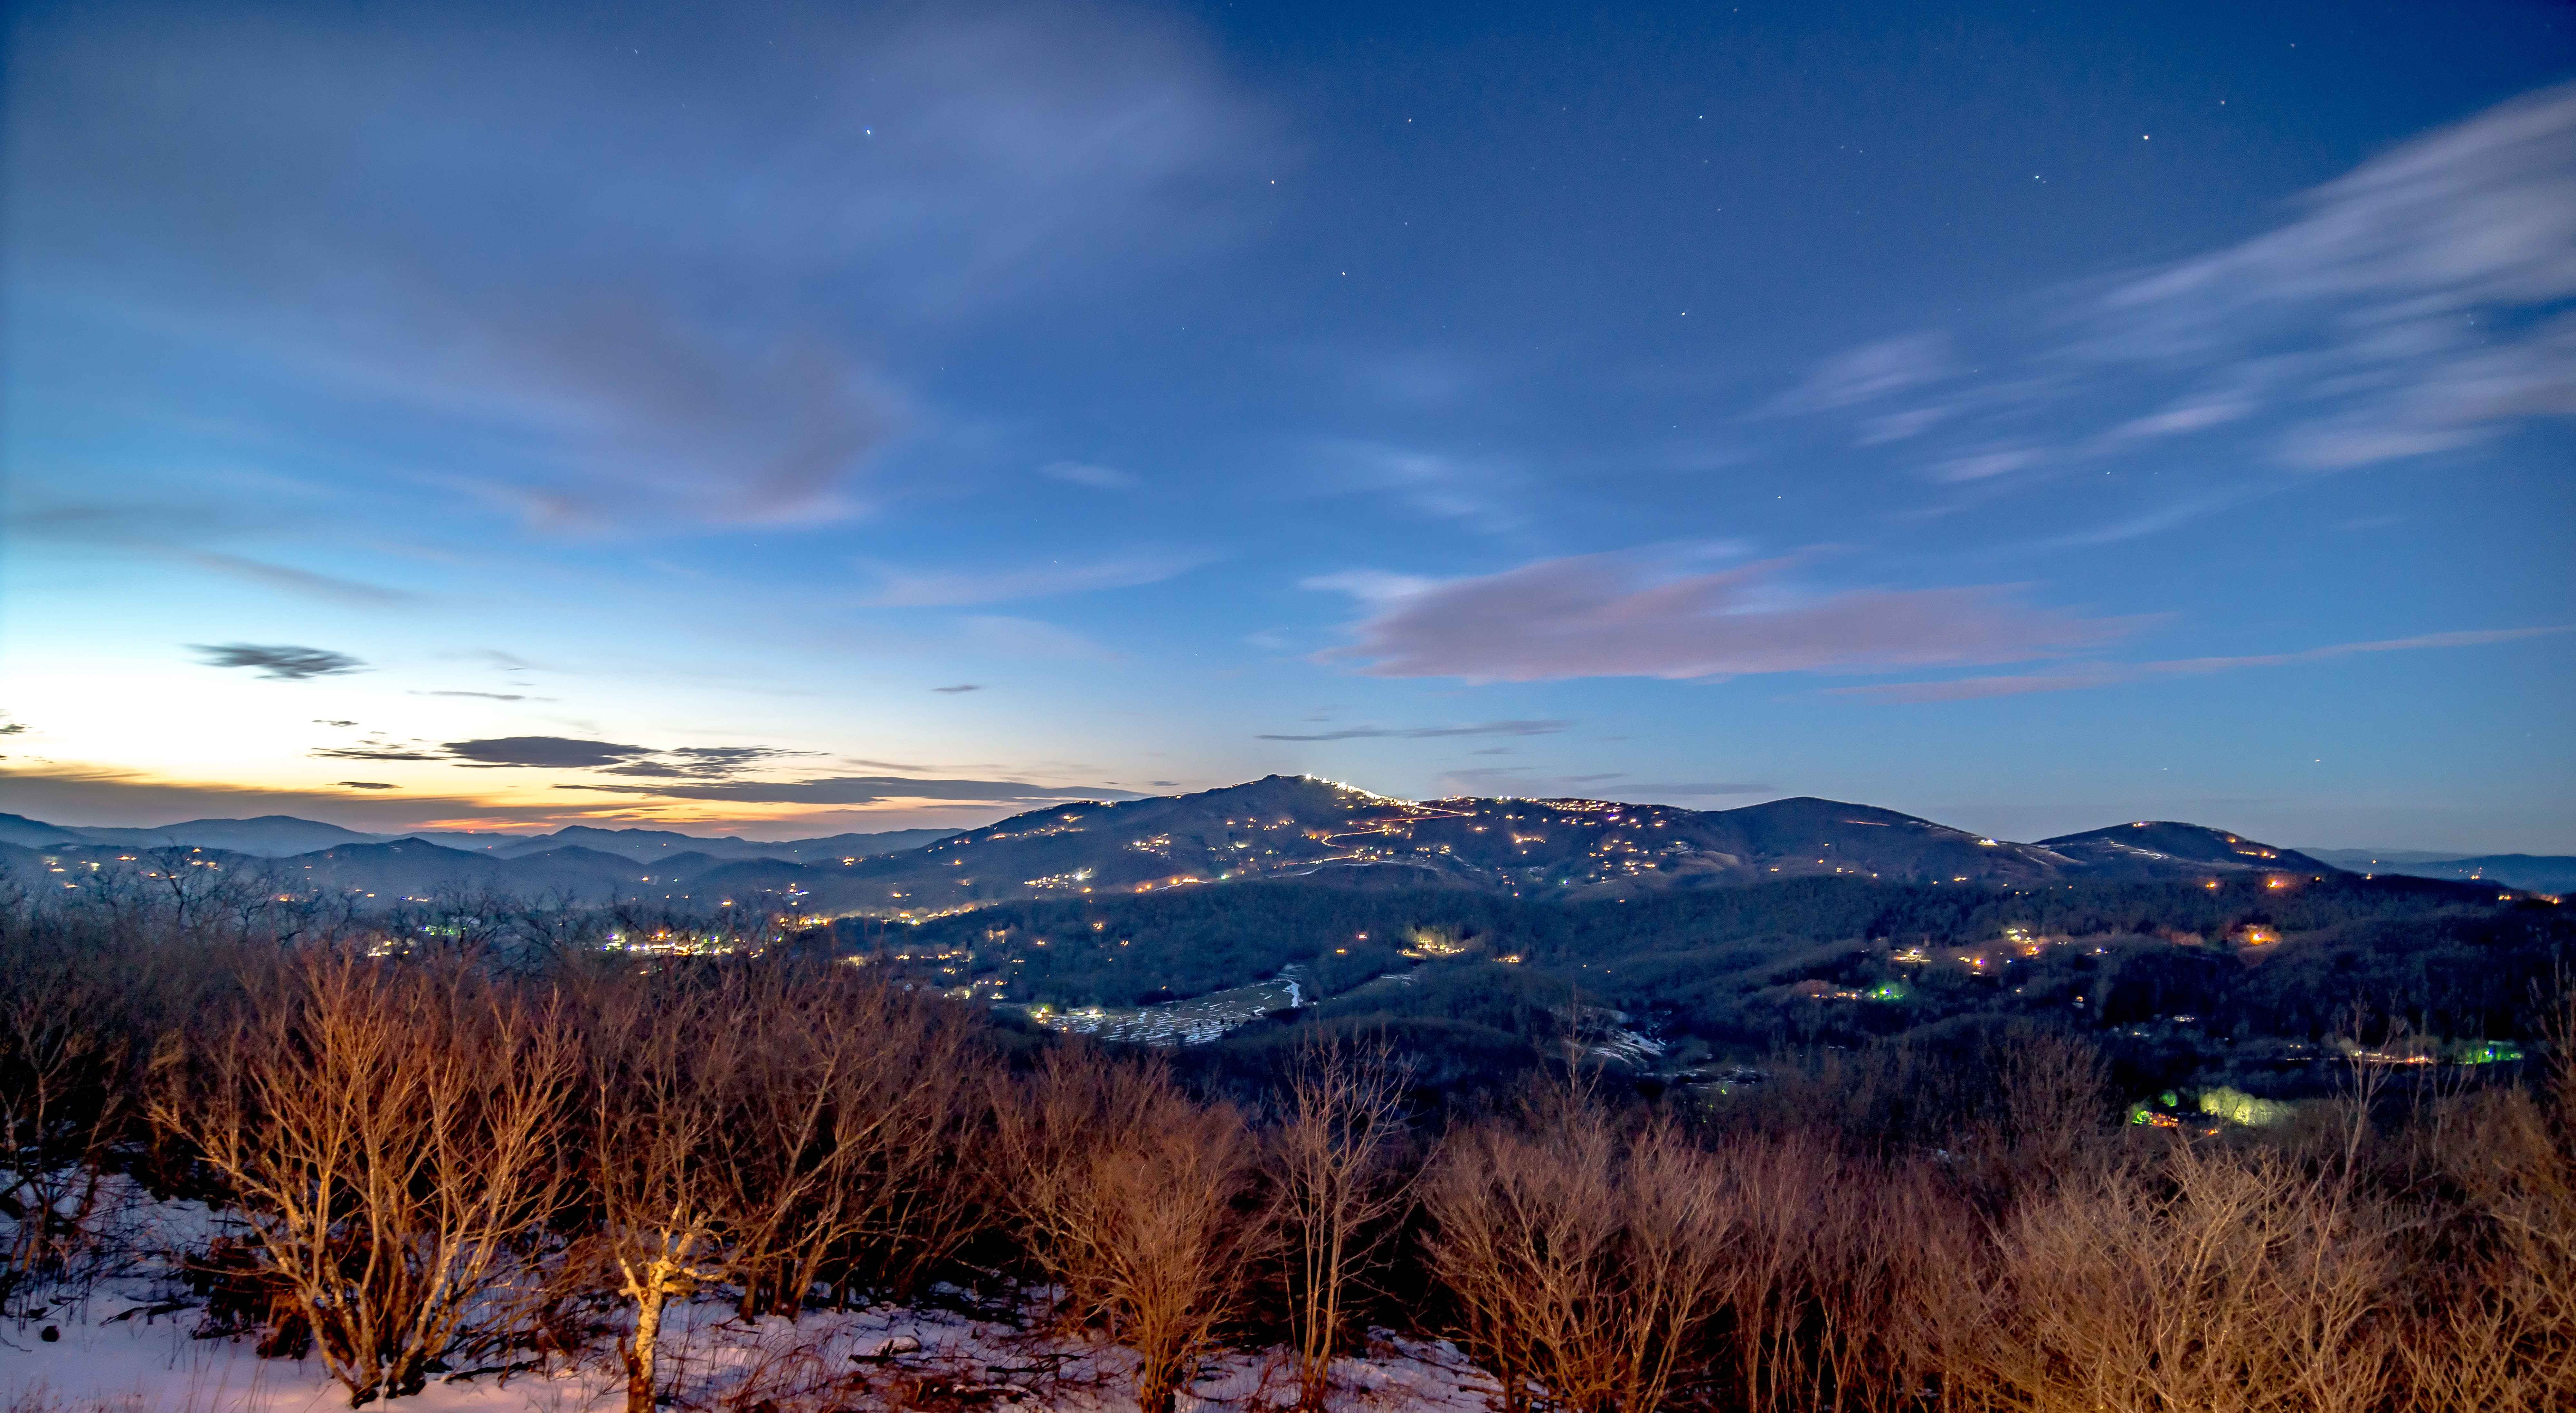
2392,855,2576,894
2300,849,2576,895
1,779,2367,916
2300,847,2484,868
401,823,957,863
0,814,84,848
1,814,385,855
0,811,957,865
691,776,2317,918
2035,822,2336,881
279,840,527,899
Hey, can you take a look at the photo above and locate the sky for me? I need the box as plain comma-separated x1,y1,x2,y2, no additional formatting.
4,0,2572,851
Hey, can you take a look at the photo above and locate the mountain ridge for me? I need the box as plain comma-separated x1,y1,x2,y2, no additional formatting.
1,778,2411,915
0,812,954,865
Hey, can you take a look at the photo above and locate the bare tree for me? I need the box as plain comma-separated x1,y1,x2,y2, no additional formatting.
721,964,990,1319
996,1048,1264,1413
0,930,134,1303
580,971,740,1413
1270,1036,1417,1410
154,952,576,1406
1421,1084,1733,1413
2396,988,2576,1412
1954,1137,2397,1413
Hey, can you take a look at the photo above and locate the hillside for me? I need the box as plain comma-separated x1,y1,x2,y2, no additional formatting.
4,778,2389,916
867,869,2568,1101
719,777,2339,918
2303,851,2576,895
0,811,955,865
2036,822,2337,880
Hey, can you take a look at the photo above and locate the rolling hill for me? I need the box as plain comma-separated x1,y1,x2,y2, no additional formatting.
2035,822,2337,880
0,812,954,864
2302,849,2576,895
703,776,2349,918
3,777,2385,916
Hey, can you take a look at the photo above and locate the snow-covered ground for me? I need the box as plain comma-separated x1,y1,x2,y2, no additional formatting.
3,1301,1502,1413
3,1195,1501,1413
1028,975,1306,1047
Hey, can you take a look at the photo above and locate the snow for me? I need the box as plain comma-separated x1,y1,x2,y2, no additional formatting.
4,1198,1501,1413
1030,973,1308,1048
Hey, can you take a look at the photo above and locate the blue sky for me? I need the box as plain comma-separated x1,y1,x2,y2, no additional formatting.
4,0,2571,850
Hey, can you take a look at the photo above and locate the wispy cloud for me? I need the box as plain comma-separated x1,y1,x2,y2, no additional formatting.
1038,461,1141,491
562,776,1135,805
2096,82,2576,471
1432,766,1772,800
1766,333,1954,414
1831,627,2571,702
1257,719,1571,741
860,553,1209,607
311,735,818,777
1775,81,2576,489
1310,551,2132,683
191,643,365,680
960,616,1113,660
17,3,1276,532
181,551,414,605
1313,442,1525,535
932,683,984,694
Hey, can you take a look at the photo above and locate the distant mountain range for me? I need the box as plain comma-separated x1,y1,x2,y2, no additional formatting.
2298,849,2576,895
0,812,953,864
5,778,2559,914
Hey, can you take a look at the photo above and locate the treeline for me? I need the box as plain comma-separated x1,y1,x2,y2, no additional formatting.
5,885,2576,1413
877,878,2570,1079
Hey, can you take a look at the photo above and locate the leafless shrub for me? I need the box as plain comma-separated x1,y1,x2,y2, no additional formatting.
995,1048,1264,1413
1269,1036,1417,1410
2391,990,2576,1412
151,951,576,1407
1420,1084,1735,1413
1718,1023,2108,1203
1698,1135,1950,1413
1951,1137,2397,1413
580,970,740,1413
717,963,993,1319
0,934,135,1307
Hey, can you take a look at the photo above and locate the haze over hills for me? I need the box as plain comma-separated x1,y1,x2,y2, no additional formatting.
0,812,953,865
2031,822,2338,881
18,778,2566,916
2298,849,2576,895
674,776,2364,919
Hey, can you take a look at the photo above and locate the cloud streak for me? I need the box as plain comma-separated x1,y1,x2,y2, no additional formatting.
1312,552,2131,683
191,644,365,680
181,551,414,605
310,736,819,777
860,553,1209,607
1767,333,1954,414
561,776,1136,805
16,2,1275,532
1432,766,1774,800
1831,627,2571,702
1257,719,1572,741
1778,80,2576,486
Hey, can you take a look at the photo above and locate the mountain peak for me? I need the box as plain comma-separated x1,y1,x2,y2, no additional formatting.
2038,821,2335,877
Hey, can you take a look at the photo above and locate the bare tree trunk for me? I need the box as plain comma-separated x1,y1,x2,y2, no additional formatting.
1272,1037,1415,1411
151,952,573,1407
994,1049,1264,1413
580,973,737,1413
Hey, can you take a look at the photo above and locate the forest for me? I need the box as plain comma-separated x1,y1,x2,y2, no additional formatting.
865,874,2570,1099
2,871,2571,1413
